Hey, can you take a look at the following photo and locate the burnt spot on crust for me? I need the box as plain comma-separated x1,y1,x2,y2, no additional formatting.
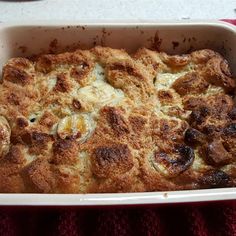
228,107,236,120
202,125,221,136
3,65,32,86
184,128,205,146
153,144,195,177
199,170,231,188
52,139,78,165
202,57,235,92
104,107,129,136
222,123,236,137
54,73,71,93
201,140,232,166
23,159,55,193
221,123,236,156
189,106,210,126
172,72,209,96
91,144,133,178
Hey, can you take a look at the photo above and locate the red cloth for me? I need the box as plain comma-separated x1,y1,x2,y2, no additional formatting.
0,201,235,235
0,20,235,236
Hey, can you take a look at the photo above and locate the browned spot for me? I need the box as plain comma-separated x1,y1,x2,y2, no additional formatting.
198,170,230,188
189,107,210,126
154,144,194,177
52,139,78,165
223,123,236,137
104,107,129,136
16,117,28,128
129,115,146,133
157,90,174,104
172,72,209,96
108,62,142,79
70,62,91,84
161,53,190,67
54,73,71,93
7,93,20,105
39,111,58,128
91,143,133,178
191,49,217,64
184,128,205,146
4,145,25,164
3,66,32,86
10,58,31,69
201,140,232,166
183,96,205,110
24,159,55,193
228,107,236,120
22,131,53,155
202,57,235,92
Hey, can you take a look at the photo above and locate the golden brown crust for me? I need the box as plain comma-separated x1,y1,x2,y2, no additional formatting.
0,47,235,193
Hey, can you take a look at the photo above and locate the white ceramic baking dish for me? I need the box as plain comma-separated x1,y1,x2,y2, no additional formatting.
0,21,235,206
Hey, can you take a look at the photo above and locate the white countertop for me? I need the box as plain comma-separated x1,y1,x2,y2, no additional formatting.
0,0,235,22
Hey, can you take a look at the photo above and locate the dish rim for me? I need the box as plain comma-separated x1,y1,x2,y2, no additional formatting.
0,20,235,205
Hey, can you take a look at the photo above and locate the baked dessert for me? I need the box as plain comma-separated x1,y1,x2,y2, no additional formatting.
0,46,235,193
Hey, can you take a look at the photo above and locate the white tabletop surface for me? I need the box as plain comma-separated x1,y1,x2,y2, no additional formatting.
0,0,235,22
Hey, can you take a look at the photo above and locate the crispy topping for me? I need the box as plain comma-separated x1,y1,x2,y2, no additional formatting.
0,47,235,192
184,128,205,145
199,170,230,188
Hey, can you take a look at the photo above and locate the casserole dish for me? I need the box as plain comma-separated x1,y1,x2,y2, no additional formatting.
0,21,235,205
